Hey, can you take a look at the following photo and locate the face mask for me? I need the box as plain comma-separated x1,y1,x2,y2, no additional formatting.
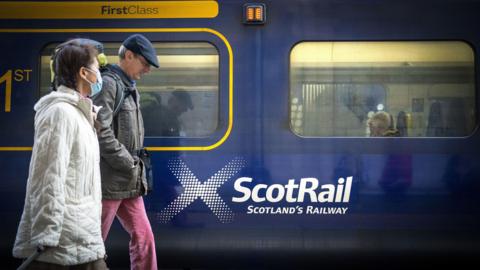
84,67,103,96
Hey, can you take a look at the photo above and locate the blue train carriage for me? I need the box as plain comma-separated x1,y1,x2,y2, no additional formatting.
1,0,480,269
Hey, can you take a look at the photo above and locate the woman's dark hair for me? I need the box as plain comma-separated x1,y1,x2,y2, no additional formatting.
53,40,98,90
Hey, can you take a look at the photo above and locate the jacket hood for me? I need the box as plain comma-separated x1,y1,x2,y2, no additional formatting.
34,85,81,113
34,85,101,126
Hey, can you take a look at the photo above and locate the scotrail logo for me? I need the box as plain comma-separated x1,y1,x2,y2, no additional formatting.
157,157,246,224
233,176,353,216
158,158,354,224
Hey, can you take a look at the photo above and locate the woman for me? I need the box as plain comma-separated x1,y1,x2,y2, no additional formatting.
367,111,399,137
13,40,108,269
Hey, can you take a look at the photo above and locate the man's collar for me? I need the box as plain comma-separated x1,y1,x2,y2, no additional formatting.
111,64,135,86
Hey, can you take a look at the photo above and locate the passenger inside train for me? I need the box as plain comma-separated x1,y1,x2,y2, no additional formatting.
366,111,413,194
143,89,194,137
367,111,399,137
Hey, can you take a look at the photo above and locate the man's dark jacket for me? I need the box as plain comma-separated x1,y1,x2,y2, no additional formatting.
92,64,147,199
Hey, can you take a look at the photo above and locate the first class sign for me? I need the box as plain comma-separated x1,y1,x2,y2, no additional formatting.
0,1,219,19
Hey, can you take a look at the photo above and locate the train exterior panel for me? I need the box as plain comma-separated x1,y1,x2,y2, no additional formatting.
1,0,480,268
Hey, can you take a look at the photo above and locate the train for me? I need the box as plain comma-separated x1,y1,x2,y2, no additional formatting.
1,0,480,269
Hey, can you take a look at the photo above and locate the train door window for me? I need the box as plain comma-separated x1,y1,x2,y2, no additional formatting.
40,42,219,138
290,41,475,137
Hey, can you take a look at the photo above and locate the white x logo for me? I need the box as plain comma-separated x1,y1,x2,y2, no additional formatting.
157,157,245,224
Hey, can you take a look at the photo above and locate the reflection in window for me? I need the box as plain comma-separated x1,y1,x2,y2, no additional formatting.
290,42,475,137
40,42,219,138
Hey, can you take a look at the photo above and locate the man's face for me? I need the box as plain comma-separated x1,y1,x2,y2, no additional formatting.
170,98,189,116
369,121,386,137
124,50,151,80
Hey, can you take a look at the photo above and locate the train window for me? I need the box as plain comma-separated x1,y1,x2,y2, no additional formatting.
40,42,219,138
290,41,475,137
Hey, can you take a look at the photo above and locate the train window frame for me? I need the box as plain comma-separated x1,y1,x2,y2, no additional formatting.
40,41,221,139
289,41,476,139
22,28,234,153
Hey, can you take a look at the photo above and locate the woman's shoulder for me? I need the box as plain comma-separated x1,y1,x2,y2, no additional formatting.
45,100,79,116
35,100,82,130
383,129,401,137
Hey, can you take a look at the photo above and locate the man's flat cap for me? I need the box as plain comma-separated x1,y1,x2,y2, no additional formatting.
123,34,159,68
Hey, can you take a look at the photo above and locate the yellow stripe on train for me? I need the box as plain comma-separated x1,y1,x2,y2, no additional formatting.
0,1,218,19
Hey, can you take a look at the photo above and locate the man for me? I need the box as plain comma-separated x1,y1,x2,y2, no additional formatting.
143,89,194,136
92,34,159,270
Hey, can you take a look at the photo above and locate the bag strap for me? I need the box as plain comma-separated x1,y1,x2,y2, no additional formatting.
101,69,130,117
112,78,125,117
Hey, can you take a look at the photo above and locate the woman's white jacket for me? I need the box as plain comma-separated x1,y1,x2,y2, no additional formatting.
12,86,106,265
